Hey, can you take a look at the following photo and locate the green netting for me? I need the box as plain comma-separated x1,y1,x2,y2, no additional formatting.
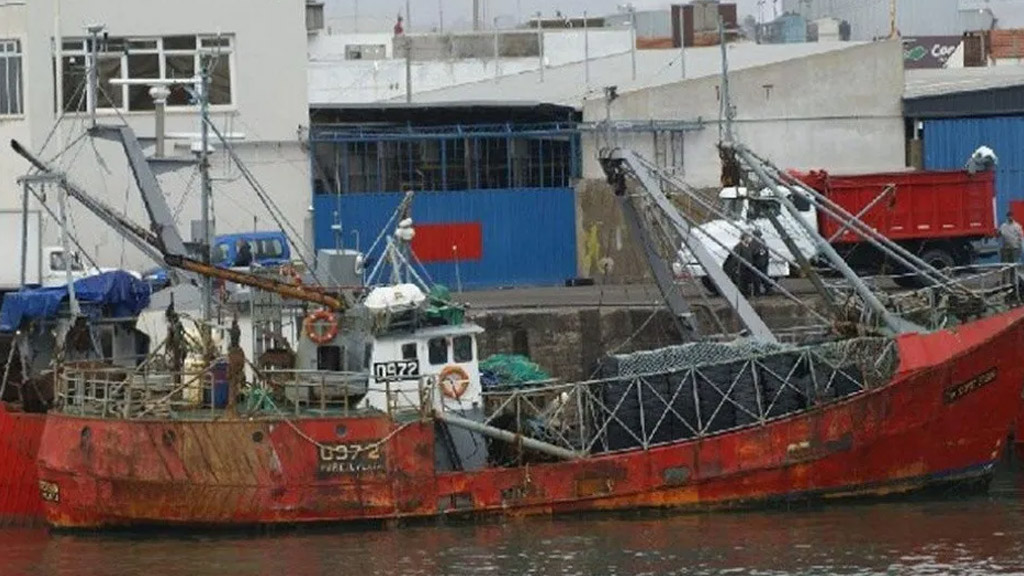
425,284,465,325
480,354,551,388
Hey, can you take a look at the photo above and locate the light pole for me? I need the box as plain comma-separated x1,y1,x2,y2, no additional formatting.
535,11,544,82
618,3,637,81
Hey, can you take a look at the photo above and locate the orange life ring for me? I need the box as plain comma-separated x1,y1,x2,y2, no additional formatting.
438,365,470,400
304,309,338,344
281,264,303,286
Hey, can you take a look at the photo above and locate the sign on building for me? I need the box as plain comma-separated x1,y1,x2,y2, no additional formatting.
903,36,964,69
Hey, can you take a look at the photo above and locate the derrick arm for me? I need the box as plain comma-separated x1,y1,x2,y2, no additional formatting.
10,138,174,270
164,254,346,311
599,148,776,343
90,125,190,256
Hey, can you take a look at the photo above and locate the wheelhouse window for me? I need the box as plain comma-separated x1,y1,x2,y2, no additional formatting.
401,343,417,360
0,39,23,116
58,34,234,112
453,335,473,363
428,338,448,365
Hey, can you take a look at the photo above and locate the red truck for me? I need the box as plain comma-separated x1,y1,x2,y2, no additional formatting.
793,168,997,286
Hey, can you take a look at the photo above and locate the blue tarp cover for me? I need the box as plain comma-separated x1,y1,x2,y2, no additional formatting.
0,271,151,332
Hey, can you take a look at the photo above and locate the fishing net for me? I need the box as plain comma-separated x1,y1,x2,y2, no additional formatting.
480,354,552,390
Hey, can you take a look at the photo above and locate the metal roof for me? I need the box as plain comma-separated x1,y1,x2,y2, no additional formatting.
903,67,1024,118
309,101,580,125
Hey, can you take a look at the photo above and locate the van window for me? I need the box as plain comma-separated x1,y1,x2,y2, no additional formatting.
255,238,285,259
214,243,231,265
428,338,448,365
453,336,473,363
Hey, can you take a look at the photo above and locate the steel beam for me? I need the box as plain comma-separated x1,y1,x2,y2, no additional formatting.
608,148,776,343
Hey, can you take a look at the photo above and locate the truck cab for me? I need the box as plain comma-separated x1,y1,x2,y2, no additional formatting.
675,186,819,282
40,247,138,287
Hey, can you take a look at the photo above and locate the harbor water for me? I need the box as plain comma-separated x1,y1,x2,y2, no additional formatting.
3,453,1024,576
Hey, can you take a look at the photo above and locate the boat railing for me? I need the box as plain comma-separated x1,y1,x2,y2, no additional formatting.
828,263,1024,331
478,337,898,459
57,361,217,419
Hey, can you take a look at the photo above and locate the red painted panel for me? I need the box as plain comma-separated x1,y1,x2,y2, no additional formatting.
1010,200,1024,226
0,405,47,527
411,223,482,263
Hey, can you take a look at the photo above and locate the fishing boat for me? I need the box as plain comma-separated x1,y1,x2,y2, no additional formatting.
32,142,1024,527
0,271,150,526
31,281,1024,528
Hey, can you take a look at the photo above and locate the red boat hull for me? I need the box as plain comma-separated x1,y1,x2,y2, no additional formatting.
0,404,47,526
36,308,1024,529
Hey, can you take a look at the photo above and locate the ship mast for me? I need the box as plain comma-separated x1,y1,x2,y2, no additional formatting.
197,54,214,323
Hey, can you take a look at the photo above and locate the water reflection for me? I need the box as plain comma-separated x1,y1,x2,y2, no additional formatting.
4,461,1024,576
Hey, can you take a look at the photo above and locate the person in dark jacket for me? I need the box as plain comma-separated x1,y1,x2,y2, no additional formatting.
751,229,771,296
730,233,756,297
233,240,253,267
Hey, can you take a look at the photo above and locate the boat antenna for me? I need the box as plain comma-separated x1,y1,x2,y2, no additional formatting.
717,15,733,144
197,53,214,324
85,23,105,128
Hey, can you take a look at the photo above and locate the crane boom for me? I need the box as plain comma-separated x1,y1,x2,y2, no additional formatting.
164,254,346,311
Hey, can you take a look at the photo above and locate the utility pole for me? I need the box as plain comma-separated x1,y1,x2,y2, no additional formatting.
889,0,897,38
405,36,413,103
679,9,686,79
198,55,213,323
86,24,104,127
584,11,590,88
718,15,733,143
493,18,500,81
536,11,544,82
406,0,411,31
439,0,444,33
625,3,637,81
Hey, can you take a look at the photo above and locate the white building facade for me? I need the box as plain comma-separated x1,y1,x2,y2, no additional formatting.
0,0,311,271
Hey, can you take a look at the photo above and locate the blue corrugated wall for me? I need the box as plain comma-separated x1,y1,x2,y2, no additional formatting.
923,116,1023,222
314,188,578,290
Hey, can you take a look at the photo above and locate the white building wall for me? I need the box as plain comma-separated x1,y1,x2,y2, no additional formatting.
781,0,993,40
581,40,907,188
307,29,632,104
0,0,310,271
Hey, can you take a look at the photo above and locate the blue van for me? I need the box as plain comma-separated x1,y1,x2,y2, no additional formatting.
142,230,291,290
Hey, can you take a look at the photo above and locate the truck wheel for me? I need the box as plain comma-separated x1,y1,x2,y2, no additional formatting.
895,248,956,289
920,248,956,272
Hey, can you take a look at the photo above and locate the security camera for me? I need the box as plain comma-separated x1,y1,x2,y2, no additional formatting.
86,24,106,34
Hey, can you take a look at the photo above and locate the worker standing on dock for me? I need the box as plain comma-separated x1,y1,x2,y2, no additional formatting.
751,230,770,296
998,213,1023,283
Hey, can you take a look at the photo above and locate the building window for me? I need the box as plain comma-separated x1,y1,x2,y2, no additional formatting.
345,44,386,60
58,34,234,112
0,39,23,116
311,124,580,195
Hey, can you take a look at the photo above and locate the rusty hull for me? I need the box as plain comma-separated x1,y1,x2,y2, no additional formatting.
0,404,47,526
36,307,1024,529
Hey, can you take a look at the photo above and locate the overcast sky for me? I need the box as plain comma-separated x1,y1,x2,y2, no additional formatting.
326,0,771,33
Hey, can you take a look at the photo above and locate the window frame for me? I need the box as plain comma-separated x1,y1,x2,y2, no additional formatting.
427,337,449,366
56,34,236,114
0,39,24,117
453,335,473,364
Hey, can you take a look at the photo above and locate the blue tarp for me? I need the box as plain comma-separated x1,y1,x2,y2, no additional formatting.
0,271,151,332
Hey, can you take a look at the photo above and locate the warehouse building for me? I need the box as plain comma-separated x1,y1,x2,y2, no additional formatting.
308,102,581,289
905,67,1024,222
